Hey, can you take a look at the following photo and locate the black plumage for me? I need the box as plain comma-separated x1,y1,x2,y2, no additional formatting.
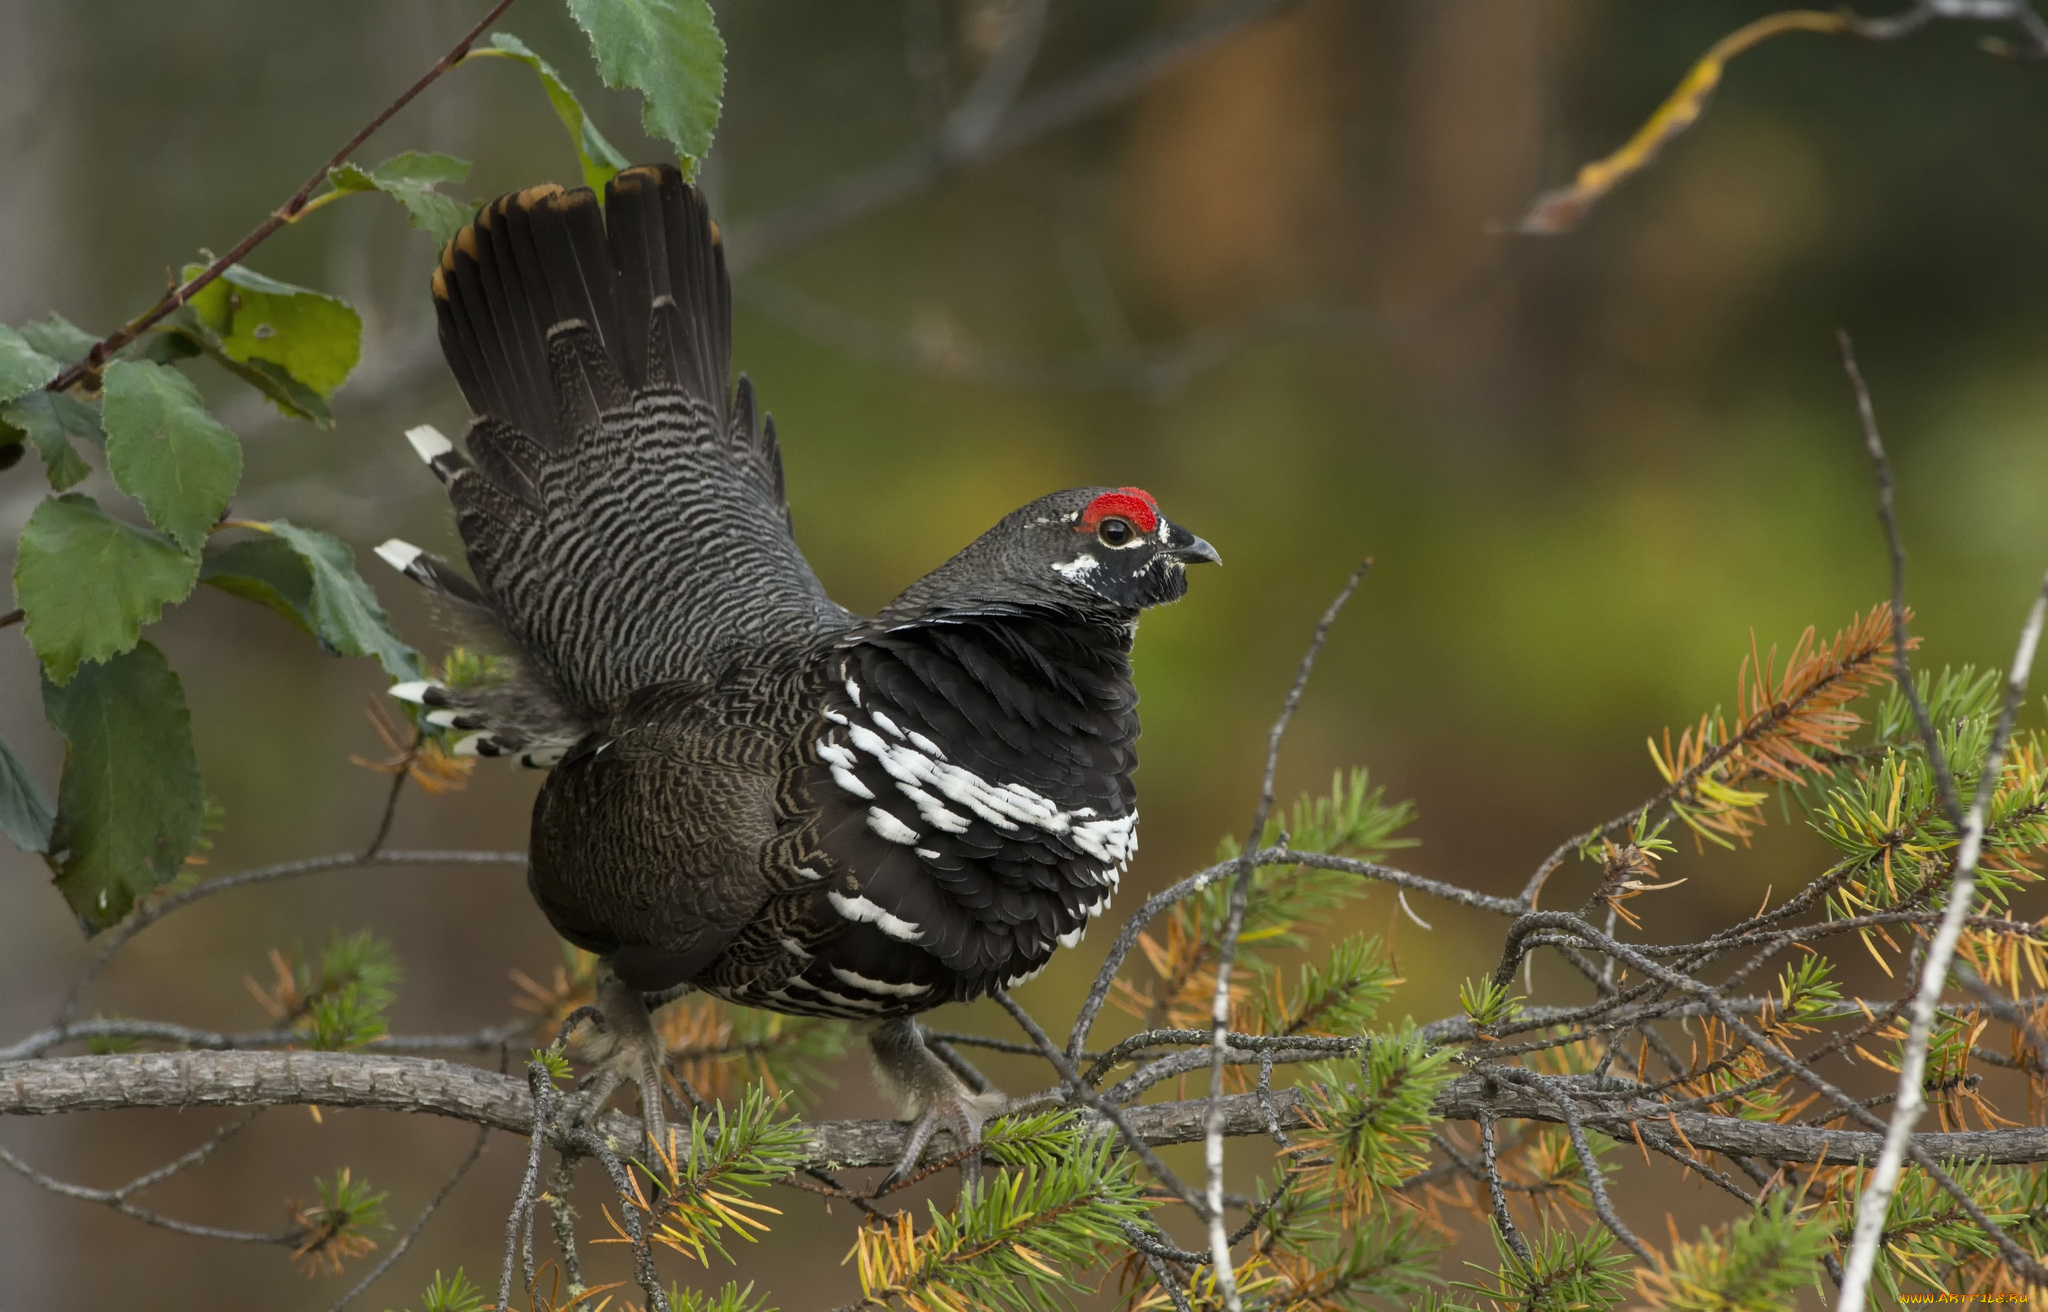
383,165,1217,1168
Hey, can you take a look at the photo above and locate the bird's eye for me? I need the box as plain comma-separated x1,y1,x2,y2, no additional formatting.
1096,517,1134,547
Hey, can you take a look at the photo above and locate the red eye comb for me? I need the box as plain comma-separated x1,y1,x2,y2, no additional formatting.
1078,488,1158,533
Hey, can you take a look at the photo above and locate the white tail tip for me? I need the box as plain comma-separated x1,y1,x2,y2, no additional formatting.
424,709,463,729
405,425,453,463
451,733,486,757
374,539,422,573
387,681,434,704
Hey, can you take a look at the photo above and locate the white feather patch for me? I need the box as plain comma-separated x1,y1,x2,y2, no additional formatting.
866,807,920,845
405,424,453,462
778,936,813,960
1004,962,1048,989
812,987,890,1013
387,681,435,704
1052,554,1101,580
830,766,875,800
828,891,924,942
848,723,1049,835
830,967,931,998
374,539,422,573
1071,812,1139,865
844,679,863,707
897,782,972,834
907,731,946,759
1058,925,1087,949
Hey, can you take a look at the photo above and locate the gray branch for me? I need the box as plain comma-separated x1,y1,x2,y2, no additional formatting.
9,1051,2048,1173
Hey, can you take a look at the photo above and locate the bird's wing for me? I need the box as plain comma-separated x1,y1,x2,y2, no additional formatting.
425,164,850,715
739,612,1141,1010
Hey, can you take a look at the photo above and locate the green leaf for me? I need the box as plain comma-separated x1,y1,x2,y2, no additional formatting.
328,150,475,246
474,34,631,193
16,313,98,367
184,264,361,399
42,641,203,932
0,324,60,404
243,521,422,679
101,359,243,551
200,536,317,638
565,0,725,172
0,732,56,854
15,494,199,684
0,390,102,490
155,308,330,426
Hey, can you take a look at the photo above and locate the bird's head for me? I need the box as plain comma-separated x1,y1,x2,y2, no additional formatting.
880,485,1220,623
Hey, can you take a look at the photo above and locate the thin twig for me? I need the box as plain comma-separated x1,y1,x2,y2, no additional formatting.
501,1058,558,1312
55,850,525,1027
1839,329,1962,828
1138,1247,1197,1312
547,1155,586,1295
1067,860,1238,1063
584,1136,671,1312
361,728,423,858
43,0,519,393
991,990,1208,1217
1512,1070,1653,1263
1839,568,2048,1307
1204,560,1368,1309
0,1131,293,1246
329,1122,490,1312
1479,1115,1532,1264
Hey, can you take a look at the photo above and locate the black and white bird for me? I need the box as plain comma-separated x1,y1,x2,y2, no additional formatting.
379,165,1217,1177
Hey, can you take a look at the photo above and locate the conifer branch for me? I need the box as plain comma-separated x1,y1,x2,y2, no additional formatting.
1839,569,2048,1308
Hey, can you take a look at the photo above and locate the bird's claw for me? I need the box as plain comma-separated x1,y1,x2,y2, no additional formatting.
876,1086,1008,1196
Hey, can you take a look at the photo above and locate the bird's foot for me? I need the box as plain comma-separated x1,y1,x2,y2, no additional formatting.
869,1017,1007,1195
879,1086,1008,1195
564,967,674,1167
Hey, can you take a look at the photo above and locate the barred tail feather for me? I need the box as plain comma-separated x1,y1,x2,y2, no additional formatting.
418,164,850,716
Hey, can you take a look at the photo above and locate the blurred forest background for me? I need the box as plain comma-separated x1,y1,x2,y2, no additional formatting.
5,0,2048,1306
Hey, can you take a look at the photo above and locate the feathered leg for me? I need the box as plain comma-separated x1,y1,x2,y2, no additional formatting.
869,1017,1007,1193
574,964,671,1159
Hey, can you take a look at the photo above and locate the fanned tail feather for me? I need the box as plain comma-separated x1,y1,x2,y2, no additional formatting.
395,164,845,730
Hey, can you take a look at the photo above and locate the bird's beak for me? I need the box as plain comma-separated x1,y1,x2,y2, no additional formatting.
1164,523,1221,566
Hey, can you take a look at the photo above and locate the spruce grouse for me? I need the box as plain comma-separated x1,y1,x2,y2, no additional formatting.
379,165,1217,1178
